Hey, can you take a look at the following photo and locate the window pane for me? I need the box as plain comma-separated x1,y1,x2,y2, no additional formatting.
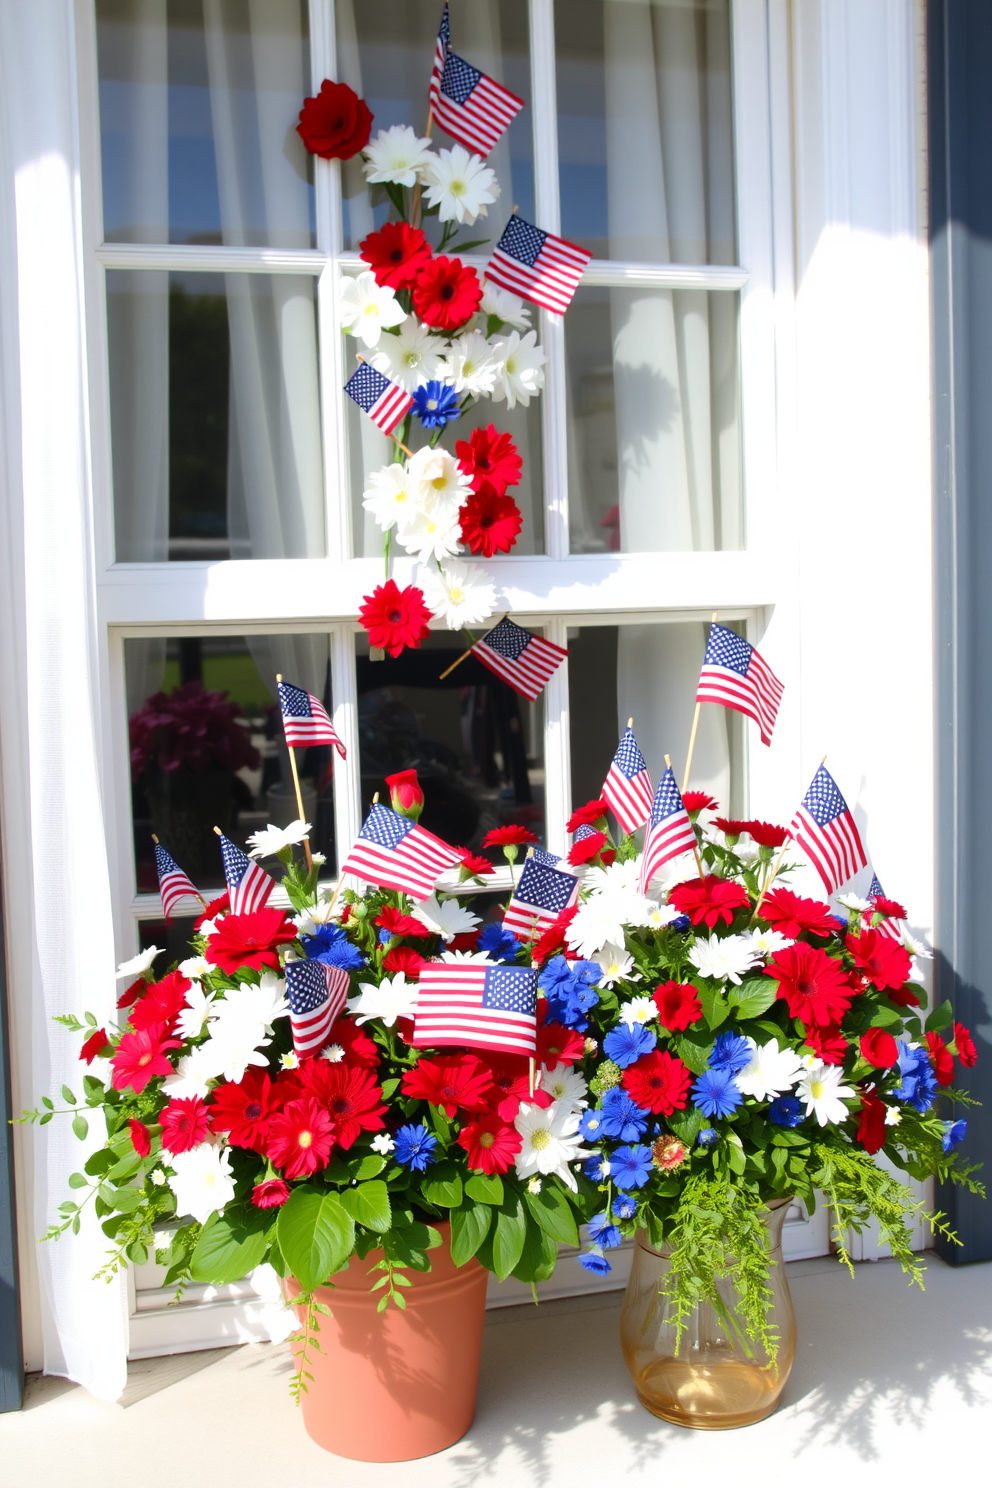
556,0,735,265
356,631,545,856
565,286,741,553
107,270,324,561
336,0,533,253
567,623,744,819
96,0,315,247
126,634,338,904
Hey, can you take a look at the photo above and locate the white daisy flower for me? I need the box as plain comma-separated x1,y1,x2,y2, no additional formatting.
745,928,795,957
439,330,498,395
362,125,435,187
178,955,211,979
349,973,418,1028
884,1105,902,1126
293,897,340,935
733,1038,805,1102
407,445,474,517
116,946,161,979
419,560,495,630
513,1100,590,1192
539,1063,589,1110
796,1059,855,1126
246,819,310,859
363,462,419,535
687,933,761,986
216,973,288,1036
395,506,464,564
199,1025,271,1086
174,983,218,1042
837,893,872,913
440,949,492,964
167,1143,235,1226
526,1176,542,1194
618,995,656,1027
411,893,481,943
594,945,641,988
490,330,547,409
480,281,532,330
371,321,446,390
422,145,500,224
902,929,932,958
371,1132,396,1155
280,1051,300,1071
320,1043,345,1063
162,1047,218,1101
338,270,406,349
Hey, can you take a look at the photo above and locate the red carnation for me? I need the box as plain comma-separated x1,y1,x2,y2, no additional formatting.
383,946,427,978
359,580,432,658
128,1118,151,1157
299,1061,387,1148
760,887,837,940
376,905,433,939
857,1088,887,1155
412,255,482,331
360,221,431,290
669,875,750,929
652,981,703,1032
953,1022,978,1068
111,1026,181,1094
531,904,580,965
79,1027,110,1064
483,1057,551,1121
714,817,749,839
926,1031,956,1087
456,424,522,497
845,930,913,992
458,490,523,557
209,1070,287,1152
296,79,372,160
483,825,539,850
681,791,718,815
160,1097,211,1155
860,1027,899,1068
871,895,907,920
194,891,229,931
568,831,607,867
566,800,610,834
129,970,191,1033
323,1016,379,1069
535,1004,586,1066
743,820,789,849
266,1097,335,1180
401,1054,493,1117
803,1022,848,1065
457,1112,522,1176
766,943,855,1027
622,1051,693,1115
205,908,297,975
252,1179,291,1210
456,848,494,880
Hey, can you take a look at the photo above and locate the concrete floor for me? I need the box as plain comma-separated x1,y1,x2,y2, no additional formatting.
3,1253,991,1488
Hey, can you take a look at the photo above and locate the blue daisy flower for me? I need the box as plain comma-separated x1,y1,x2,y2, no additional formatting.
692,1067,743,1119
603,1022,656,1070
709,1030,753,1075
588,1212,623,1249
393,1123,437,1172
599,1087,650,1141
610,1143,653,1190
411,380,461,429
612,1193,638,1221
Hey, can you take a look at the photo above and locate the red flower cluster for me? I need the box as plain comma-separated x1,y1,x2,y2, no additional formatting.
129,971,191,1033
456,425,523,498
803,1023,847,1064
652,981,702,1032
459,491,523,557
359,580,433,658
669,875,749,929
622,1051,692,1115
759,888,836,940
360,222,432,290
412,255,482,331
297,80,372,160
206,909,297,976
845,930,912,992
383,946,427,978
766,943,854,1027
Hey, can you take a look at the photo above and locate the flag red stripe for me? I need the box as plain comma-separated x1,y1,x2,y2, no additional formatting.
603,766,654,833
471,634,567,700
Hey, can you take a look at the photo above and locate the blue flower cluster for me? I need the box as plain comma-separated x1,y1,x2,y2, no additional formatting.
538,955,602,1031
893,1041,938,1113
603,1023,656,1069
596,1087,649,1141
478,922,520,963
690,1031,754,1119
300,923,366,971
411,380,461,429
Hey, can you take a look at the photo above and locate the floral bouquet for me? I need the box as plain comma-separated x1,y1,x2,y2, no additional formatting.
541,796,982,1356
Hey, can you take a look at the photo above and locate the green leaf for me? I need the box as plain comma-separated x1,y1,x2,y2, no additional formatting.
728,978,778,1019
524,1183,579,1247
511,1219,558,1284
68,1172,89,1189
72,1115,89,1141
449,1202,492,1266
925,999,954,1035
667,1106,705,1145
379,1078,400,1099
771,1126,809,1148
696,983,730,1031
61,1085,77,1105
492,1192,527,1281
465,1172,503,1205
349,1154,386,1181
725,1133,747,1176
111,1185,143,1212
277,1188,355,1291
674,1035,710,1076
870,1006,905,1028
339,1180,391,1234
420,1160,463,1208
190,1211,271,1285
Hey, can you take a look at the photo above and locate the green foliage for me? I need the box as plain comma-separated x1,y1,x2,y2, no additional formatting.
277,1188,354,1292
190,1210,271,1285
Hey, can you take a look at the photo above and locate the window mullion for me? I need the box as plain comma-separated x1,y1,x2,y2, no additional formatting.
543,617,572,853
330,622,362,870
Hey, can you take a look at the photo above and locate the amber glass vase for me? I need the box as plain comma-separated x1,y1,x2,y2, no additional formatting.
619,1199,796,1430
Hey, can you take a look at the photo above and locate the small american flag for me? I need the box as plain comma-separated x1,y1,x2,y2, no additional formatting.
429,4,525,158
340,803,461,898
285,959,350,1059
277,680,346,757
503,852,580,942
485,214,592,315
344,362,413,435
639,768,699,893
153,842,200,922
217,832,275,915
603,726,654,833
412,960,538,1057
867,872,903,942
573,824,598,842
789,765,867,895
471,617,567,701
696,623,784,746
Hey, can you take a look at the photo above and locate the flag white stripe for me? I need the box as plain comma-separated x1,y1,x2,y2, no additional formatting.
791,804,866,894
158,871,199,920
603,766,654,833
471,635,565,700
369,384,413,433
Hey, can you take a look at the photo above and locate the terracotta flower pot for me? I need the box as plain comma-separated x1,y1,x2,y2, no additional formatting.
292,1221,489,1461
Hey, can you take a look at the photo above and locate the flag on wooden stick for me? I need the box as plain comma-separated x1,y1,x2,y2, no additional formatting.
485,213,591,314
471,617,567,701
503,851,580,941
153,841,200,922
277,679,346,757
429,3,525,157
216,832,275,915
339,803,461,898
412,960,538,1057
639,768,699,893
285,959,350,1059
602,726,654,833
789,764,867,895
696,622,783,746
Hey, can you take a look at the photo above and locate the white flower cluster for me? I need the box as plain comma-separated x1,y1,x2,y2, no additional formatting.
514,1067,591,1193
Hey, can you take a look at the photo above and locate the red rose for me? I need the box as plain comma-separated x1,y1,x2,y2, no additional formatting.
412,256,483,331
565,799,610,834
766,943,854,1027
926,1031,955,1087
455,424,522,498
622,1051,692,1115
79,1027,110,1064
458,490,523,557
953,1021,978,1068
205,908,297,976
845,929,913,992
252,1179,291,1210
296,79,373,160
385,768,424,819
856,1089,887,1155
668,875,750,930
359,580,432,658
860,1027,899,1068
359,221,431,290
651,981,702,1032
128,1118,151,1157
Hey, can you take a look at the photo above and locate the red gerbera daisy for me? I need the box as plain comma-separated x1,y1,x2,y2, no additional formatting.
209,1069,286,1152
412,255,482,331
925,1031,956,1087
129,970,191,1033
857,1088,887,1155
482,1057,551,1121
803,1022,848,1065
668,875,750,929
323,1015,380,1069
714,818,749,839
299,1062,387,1149
79,1027,110,1064
870,895,907,920
359,580,432,659
447,930,482,953
766,943,855,1027
456,848,495,880
455,424,522,497
535,1005,586,1066
401,1054,493,1117
845,930,913,992
566,800,610,833
376,905,433,939
759,887,837,940
681,791,718,815
568,831,607,867
457,1112,522,1176
483,825,539,850
265,1097,335,1180
531,904,580,965
206,908,297,976
651,981,703,1032
117,976,146,1011
110,1025,181,1094
359,221,432,290
383,946,427,978
252,1179,291,1209
195,891,230,931
160,1096,211,1155
458,490,523,557
622,1051,692,1116
128,1118,151,1157
953,1021,978,1068
744,820,789,849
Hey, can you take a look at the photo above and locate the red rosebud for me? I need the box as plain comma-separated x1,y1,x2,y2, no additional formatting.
128,1118,151,1157
296,79,373,160
252,1178,291,1210
79,1027,110,1064
860,1027,899,1069
385,768,424,820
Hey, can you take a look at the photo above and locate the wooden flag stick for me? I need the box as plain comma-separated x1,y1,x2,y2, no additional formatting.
151,833,205,906
628,717,633,729
275,674,312,872
412,106,434,228
682,612,718,793
438,613,508,681
528,1057,536,1099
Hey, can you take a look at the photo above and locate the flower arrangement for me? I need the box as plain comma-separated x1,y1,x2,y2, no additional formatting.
129,682,260,780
